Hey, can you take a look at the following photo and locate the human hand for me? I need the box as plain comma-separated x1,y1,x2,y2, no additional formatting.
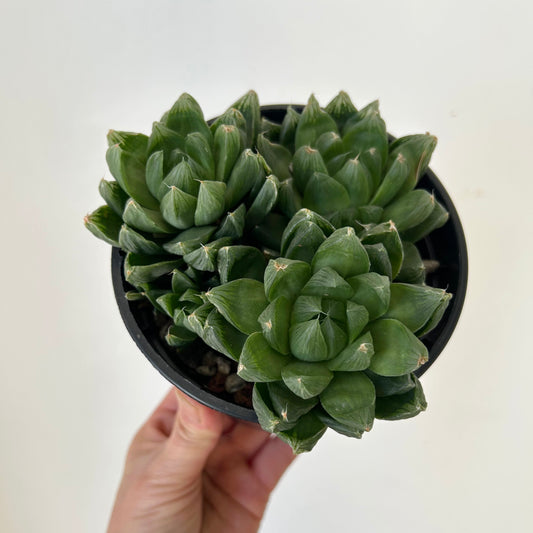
107,387,295,533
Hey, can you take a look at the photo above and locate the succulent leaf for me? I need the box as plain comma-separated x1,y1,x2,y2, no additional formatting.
358,146,384,190
121,197,173,233
375,375,427,420
364,243,393,280
214,124,242,182
205,279,268,334
215,204,246,239
185,132,215,176
292,146,328,194
163,225,217,255
382,189,436,232
229,90,261,148
389,133,437,195
118,224,164,255
401,199,449,243
171,268,197,295
281,220,327,263
183,237,232,272
395,241,425,284
161,160,200,197
345,301,370,343
326,331,374,371
301,267,355,301
140,288,170,314
347,272,390,320
416,292,453,337
202,309,248,361
165,325,197,347
359,221,404,279
366,370,417,397
281,361,334,399
278,106,300,152
258,296,292,355
370,152,410,207
384,283,451,333
295,94,338,150
84,205,122,246
107,130,149,155
252,383,297,433
289,319,329,362
217,245,266,284
325,91,358,131
267,382,318,424
186,302,214,336
277,178,303,219
311,227,370,278
354,205,384,225
145,150,166,200
209,107,247,137
124,253,181,285
257,134,292,180
238,332,291,381
276,410,328,454
282,208,335,247
164,93,212,147
320,316,348,359
291,295,323,323
315,132,344,162
245,174,279,228
195,180,226,226
224,149,265,209
160,187,197,230
125,290,145,301
315,408,363,438
99,179,129,216
342,101,388,170
264,258,312,303
333,157,374,206
156,292,185,318
320,372,375,433
147,122,185,159
260,117,281,140
179,288,203,305
368,318,428,376
106,143,159,210
303,172,351,215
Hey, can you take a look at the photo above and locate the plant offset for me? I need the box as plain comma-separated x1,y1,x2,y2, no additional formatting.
86,91,452,453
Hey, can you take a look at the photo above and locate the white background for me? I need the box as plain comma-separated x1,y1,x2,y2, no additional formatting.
1,1,532,531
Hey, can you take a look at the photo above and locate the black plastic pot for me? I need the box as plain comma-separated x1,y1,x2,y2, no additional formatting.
111,105,468,423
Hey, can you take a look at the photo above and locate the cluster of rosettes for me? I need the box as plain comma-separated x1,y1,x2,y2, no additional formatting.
85,90,452,452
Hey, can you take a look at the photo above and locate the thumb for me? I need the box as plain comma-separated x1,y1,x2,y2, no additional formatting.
160,389,224,483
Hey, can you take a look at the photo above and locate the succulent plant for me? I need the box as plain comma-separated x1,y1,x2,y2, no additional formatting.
194,210,451,452
254,92,450,244
85,90,453,453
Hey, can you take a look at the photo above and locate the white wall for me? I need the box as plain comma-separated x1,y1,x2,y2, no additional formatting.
1,1,531,531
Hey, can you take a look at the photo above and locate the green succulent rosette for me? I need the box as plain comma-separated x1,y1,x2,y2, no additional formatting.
85,92,283,328
185,209,451,452
85,91,453,453
256,92,449,244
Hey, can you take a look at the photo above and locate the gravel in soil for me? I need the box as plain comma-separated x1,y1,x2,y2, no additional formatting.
134,300,254,409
